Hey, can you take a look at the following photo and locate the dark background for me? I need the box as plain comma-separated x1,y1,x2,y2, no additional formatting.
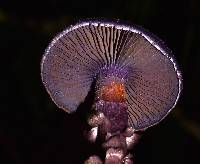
0,0,200,163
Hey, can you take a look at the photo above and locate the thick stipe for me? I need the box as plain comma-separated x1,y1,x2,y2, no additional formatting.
96,101,128,133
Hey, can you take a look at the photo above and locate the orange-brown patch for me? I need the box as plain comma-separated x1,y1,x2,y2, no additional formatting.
100,82,126,102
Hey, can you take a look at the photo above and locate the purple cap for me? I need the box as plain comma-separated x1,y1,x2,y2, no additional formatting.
41,20,182,130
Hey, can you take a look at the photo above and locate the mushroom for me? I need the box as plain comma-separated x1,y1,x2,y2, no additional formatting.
41,20,182,131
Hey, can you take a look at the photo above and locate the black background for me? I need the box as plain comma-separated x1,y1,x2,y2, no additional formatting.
0,0,200,163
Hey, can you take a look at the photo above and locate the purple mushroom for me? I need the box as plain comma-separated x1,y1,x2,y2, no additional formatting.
41,19,182,163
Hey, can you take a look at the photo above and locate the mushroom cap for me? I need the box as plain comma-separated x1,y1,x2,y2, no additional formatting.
41,20,182,130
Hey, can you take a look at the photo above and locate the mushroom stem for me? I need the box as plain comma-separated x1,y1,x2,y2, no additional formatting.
85,111,142,164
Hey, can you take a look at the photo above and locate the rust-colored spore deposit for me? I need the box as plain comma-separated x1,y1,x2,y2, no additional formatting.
100,82,126,103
